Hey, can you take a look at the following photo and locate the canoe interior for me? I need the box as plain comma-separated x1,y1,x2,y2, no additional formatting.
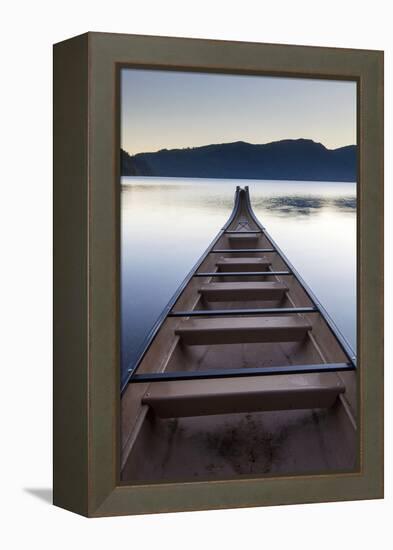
121,187,357,483
122,405,356,482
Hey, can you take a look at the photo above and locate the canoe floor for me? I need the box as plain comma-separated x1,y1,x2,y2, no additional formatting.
121,402,357,482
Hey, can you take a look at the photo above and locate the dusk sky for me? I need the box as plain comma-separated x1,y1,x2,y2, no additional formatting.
121,69,356,155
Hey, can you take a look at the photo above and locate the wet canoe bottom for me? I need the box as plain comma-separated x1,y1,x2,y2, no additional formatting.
121,401,357,483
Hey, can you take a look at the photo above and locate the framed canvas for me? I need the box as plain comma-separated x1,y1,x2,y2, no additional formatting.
53,32,384,517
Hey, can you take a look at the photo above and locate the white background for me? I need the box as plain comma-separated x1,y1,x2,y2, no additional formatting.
1,0,391,548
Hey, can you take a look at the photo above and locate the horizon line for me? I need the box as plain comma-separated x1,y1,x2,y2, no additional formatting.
122,138,357,158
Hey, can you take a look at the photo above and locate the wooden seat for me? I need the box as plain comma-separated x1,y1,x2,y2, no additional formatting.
216,257,271,272
175,316,311,345
199,282,288,301
142,373,345,418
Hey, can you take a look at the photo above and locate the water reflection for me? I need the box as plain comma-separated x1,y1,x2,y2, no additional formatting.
121,177,356,384
262,196,324,216
257,195,356,217
332,197,357,211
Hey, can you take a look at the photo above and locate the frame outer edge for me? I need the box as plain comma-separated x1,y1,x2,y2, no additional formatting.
359,50,384,497
53,33,90,516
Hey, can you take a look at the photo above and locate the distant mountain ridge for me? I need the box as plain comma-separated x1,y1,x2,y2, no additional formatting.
121,139,357,182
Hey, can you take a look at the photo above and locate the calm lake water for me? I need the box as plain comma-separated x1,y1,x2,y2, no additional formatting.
121,177,356,385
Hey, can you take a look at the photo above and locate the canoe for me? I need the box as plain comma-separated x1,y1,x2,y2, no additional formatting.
121,186,357,482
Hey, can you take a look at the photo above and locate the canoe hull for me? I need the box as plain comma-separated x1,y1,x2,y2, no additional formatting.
121,186,357,482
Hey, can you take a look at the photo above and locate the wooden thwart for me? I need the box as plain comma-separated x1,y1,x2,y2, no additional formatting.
175,315,311,345
228,234,258,242
199,281,288,301
142,374,345,418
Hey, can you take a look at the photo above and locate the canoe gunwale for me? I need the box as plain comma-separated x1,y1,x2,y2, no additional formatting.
121,186,243,394
121,186,356,394
242,185,357,368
